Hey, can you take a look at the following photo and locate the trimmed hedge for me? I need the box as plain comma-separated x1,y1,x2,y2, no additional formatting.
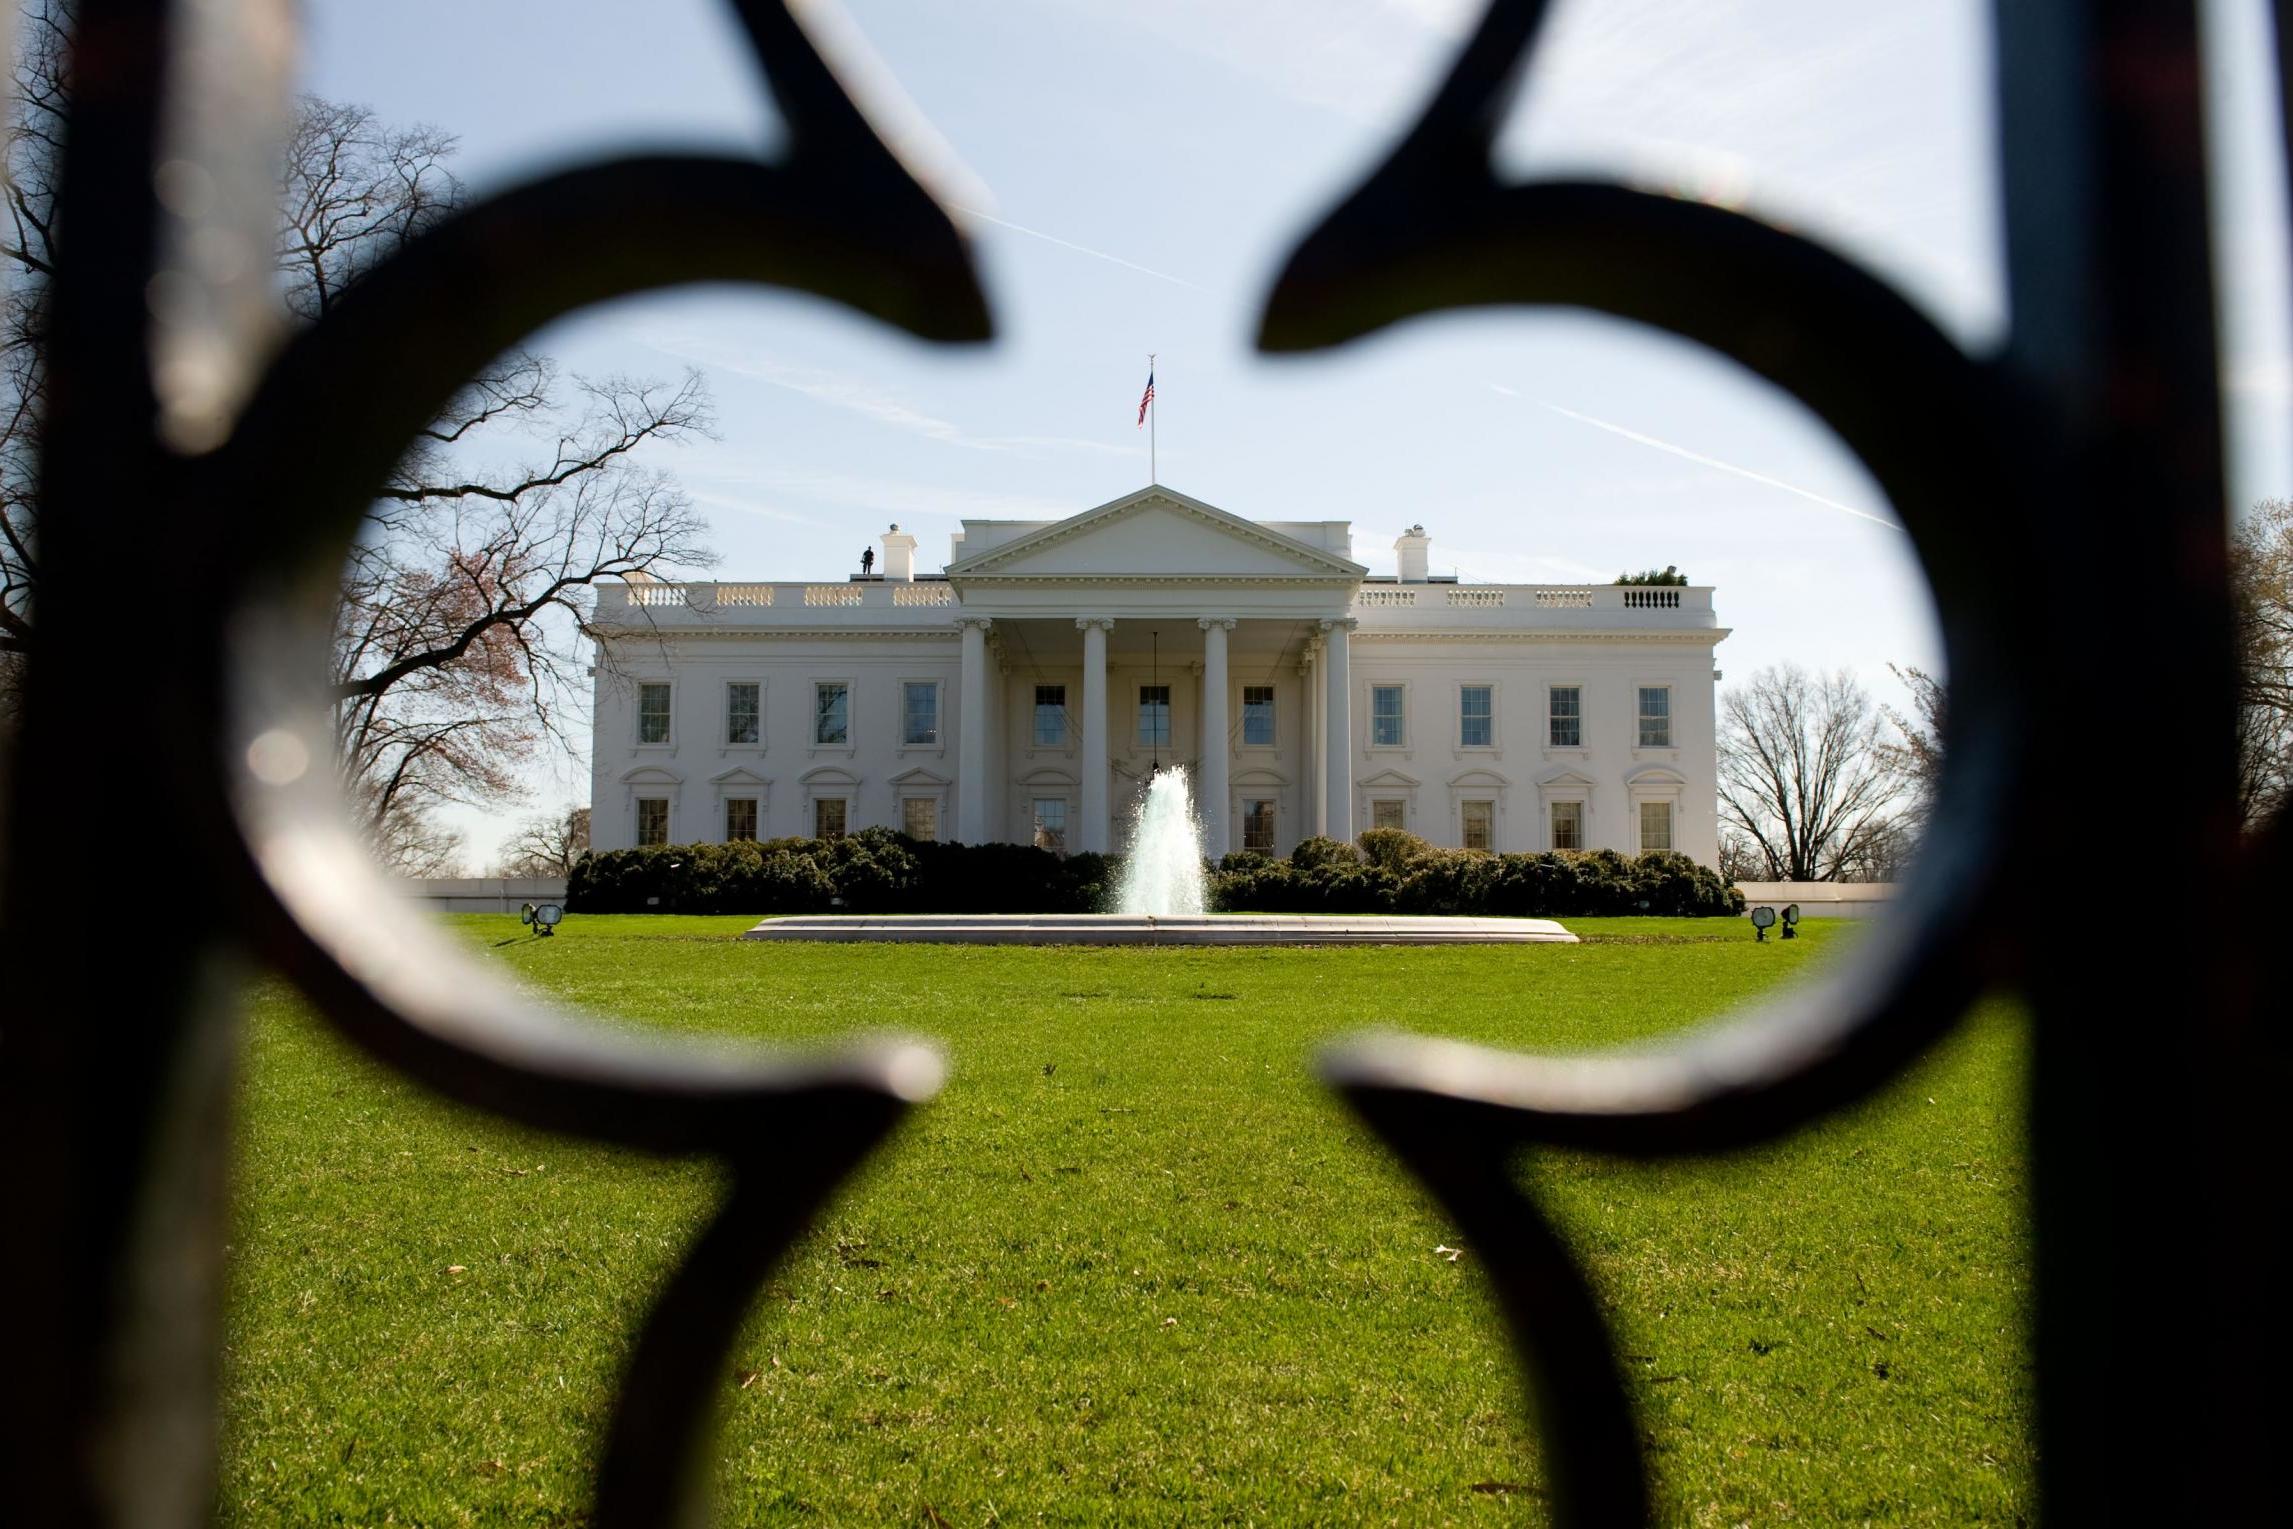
567,827,1114,915
568,826,1741,919
1210,834,1742,918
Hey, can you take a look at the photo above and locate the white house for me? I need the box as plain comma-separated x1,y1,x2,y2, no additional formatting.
587,485,1728,863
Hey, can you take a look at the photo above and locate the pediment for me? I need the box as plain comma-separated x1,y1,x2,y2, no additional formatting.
620,765,684,785
947,487,1366,581
1449,768,1513,788
1536,766,1596,788
1623,764,1687,786
709,766,770,787
888,766,951,787
1359,768,1421,789
1019,767,1078,788
1234,766,1290,787
798,765,859,786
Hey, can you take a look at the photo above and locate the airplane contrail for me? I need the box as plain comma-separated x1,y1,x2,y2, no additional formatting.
1524,394,1902,532
953,205,1205,291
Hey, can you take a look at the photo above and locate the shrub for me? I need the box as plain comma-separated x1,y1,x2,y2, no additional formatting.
568,833,1114,916
1205,844,1738,919
1287,836,1358,871
1355,827,1431,873
1395,848,1499,915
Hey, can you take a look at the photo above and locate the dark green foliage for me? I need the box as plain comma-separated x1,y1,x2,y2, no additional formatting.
568,834,1116,915
1286,835,1359,871
1209,841,1742,918
1615,564,1689,585
1355,827,1431,872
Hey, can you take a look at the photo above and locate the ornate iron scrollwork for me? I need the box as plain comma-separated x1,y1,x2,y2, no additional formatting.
1260,0,2271,1522
5,3,981,1525
2,0,2282,1524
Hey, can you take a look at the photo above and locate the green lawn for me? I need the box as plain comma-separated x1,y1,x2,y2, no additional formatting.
221,916,2030,1525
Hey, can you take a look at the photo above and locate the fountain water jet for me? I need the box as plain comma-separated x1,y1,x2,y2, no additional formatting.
1116,767,1206,916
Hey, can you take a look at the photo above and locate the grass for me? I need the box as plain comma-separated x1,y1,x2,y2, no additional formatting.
221,916,2030,1525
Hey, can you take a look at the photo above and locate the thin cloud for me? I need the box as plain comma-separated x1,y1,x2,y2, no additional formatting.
641,335,1134,457
953,205,1205,291
1518,393,1901,532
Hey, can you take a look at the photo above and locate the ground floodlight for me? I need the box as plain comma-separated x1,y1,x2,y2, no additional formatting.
1750,905,1777,941
519,902,536,927
535,903,564,937
1781,903,1801,940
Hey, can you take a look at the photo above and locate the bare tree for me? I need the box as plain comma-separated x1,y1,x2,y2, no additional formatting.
497,806,591,878
2,9,711,871
1719,664,1907,882
2231,497,2293,827
1876,662,1946,824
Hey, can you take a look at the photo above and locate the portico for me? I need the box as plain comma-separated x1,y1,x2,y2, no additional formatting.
943,487,1367,858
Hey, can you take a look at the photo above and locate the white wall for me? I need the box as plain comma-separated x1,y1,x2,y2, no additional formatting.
592,632,1719,863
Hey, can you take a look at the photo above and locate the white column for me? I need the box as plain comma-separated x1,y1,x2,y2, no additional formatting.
956,616,991,842
1197,618,1234,857
1077,617,1112,852
1304,642,1324,838
1321,618,1355,842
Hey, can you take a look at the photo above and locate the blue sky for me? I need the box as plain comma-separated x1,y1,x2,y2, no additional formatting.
300,0,2292,868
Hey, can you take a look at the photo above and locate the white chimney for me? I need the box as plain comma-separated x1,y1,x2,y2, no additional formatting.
880,522,918,582
1394,524,1431,583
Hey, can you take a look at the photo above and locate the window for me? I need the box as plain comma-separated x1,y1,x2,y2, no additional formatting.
638,683,672,744
1372,798,1406,830
1371,684,1405,747
1549,685,1582,748
902,681,940,745
1640,800,1674,852
1137,685,1171,749
1242,685,1276,747
725,682,759,745
1550,800,1584,850
813,797,847,839
1638,686,1672,748
636,796,669,846
724,797,757,841
1033,797,1067,854
1034,684,1067,747
1460,684,1494,747
1462,799,1494,850
813,682,849,746
902,797,939,842
1243,798,1276,851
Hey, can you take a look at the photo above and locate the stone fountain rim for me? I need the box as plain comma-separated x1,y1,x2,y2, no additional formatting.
740,912,1577,945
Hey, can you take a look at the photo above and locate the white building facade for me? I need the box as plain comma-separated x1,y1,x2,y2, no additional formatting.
588,486,1728,863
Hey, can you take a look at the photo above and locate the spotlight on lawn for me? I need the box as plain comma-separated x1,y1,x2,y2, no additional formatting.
1750,905,1777,941
520,902,564,937
1781,903,1800,940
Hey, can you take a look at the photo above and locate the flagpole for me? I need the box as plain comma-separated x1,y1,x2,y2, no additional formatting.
1149,352,1157,484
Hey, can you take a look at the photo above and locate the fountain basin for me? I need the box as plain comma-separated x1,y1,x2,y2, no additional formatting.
742,913,1576,946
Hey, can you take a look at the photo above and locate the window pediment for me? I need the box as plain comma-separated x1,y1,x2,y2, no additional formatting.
798,765,860,787
620,765,684,786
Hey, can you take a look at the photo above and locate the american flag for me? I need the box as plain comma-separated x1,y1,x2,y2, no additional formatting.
1136,367,1155,427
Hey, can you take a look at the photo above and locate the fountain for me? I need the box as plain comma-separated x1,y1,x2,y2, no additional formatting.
1116,767,1206,916
745,761,1575,945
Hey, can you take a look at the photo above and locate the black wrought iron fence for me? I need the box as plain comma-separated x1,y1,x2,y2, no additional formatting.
0,1,2282,1524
